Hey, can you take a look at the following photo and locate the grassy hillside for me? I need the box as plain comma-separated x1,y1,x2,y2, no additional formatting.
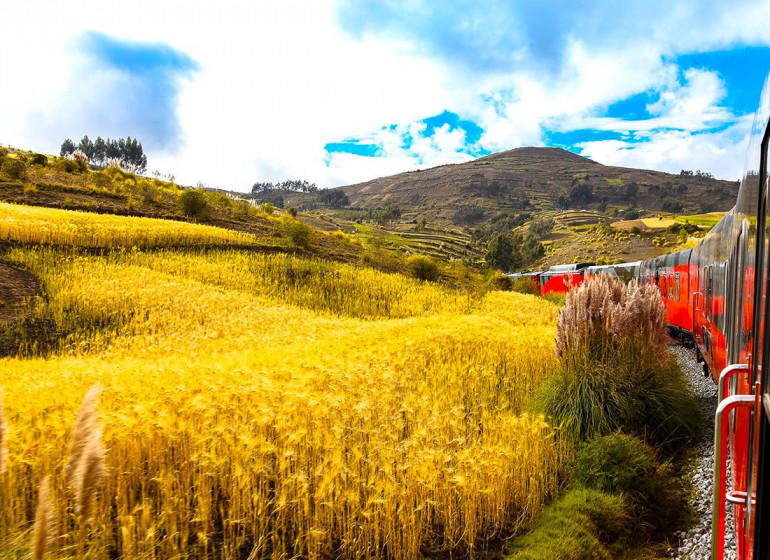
337,147,737,225
255,147,734,270
0,147,494,286
0,144,725,275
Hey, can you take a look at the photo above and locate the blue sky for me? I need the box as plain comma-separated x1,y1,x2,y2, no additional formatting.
2,1,770,188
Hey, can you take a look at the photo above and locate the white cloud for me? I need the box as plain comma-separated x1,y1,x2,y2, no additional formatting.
576,117,753,179
0,1,767,189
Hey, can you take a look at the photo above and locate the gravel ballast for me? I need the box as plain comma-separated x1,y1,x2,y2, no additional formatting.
669,344,737,560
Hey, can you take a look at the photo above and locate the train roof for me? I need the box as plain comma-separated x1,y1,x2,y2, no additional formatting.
547,262,594,273
505,270,544,277
643,249,692,270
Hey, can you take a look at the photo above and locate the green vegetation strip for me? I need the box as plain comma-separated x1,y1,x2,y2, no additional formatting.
506,488,629,560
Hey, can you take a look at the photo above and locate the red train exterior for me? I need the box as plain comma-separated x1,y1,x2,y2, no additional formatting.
640,250,694,335
508,72,770,559
537,263,593,295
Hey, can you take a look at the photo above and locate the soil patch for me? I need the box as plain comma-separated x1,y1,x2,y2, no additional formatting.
0,261,40,325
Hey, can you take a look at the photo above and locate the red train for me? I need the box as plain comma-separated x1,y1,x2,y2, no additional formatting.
507,73,770,559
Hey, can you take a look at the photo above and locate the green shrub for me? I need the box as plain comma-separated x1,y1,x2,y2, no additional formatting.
29,153,48,166
574,433,687,534
287,207,298,217
281,217,314,249
574,434,657,496
1,159,26,180
534,276,702,451
507,488,631,560
541,293,566,306
177,190,209,219
536,337,702,451
56,157,84,174
488,272,512,291
510,275,539,294
407,254,439,282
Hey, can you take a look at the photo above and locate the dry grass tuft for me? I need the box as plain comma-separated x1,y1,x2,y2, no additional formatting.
556,275,667,360
32,475,53,560
72,150,88,167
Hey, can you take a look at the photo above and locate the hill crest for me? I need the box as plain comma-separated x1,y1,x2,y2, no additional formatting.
339,147,738,225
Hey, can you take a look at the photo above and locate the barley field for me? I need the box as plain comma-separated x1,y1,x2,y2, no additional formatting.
0,209,563,560
0,202,261,248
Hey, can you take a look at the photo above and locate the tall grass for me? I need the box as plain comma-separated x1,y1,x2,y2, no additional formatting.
536,275,702,450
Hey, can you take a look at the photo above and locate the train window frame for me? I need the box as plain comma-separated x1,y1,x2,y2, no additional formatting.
707,265,714,321
705,265,710,320
666,272,674,301
675,273,681,301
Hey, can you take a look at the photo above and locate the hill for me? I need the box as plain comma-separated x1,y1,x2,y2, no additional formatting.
0,147,491,287
338,147,738,225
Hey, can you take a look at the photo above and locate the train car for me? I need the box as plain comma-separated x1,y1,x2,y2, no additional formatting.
640,250,694,335
710,74,769,559
539,262,594,295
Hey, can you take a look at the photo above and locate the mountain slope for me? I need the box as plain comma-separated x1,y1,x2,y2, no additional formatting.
340,147,739,224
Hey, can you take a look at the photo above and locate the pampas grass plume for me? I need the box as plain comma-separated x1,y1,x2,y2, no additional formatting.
65,385,100,488
75,427,105,521
32,476,53,560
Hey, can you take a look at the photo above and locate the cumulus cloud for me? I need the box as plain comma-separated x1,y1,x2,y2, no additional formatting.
27,32,199,154
0,0,768,189
576,119,752,179
335,0,770,79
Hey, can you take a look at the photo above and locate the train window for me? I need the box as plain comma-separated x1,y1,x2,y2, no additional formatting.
675,273,681,301
708,266,714,320
705,266,712,320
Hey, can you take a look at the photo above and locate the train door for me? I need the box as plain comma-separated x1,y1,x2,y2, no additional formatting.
706,265,714,358
728,221,749,366
743,114,769,560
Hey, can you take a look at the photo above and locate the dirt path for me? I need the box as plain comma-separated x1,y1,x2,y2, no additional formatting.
0,262,40,325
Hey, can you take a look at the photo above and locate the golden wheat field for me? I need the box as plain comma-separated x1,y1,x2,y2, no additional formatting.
0,207,563,560
0,202,261,248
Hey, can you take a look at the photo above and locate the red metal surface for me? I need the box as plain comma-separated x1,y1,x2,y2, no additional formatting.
656,262,693,331
539,272,584,295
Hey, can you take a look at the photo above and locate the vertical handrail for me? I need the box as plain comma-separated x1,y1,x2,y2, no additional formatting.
719,364,749,402
712,395,755,560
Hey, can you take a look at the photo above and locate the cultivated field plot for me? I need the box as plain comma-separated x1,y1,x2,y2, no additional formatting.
0,202,263,249
0,210,563,559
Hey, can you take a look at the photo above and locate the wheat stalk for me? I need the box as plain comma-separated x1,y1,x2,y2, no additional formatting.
32,476,53,560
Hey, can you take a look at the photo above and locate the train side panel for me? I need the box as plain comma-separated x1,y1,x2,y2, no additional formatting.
540,271,584,295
